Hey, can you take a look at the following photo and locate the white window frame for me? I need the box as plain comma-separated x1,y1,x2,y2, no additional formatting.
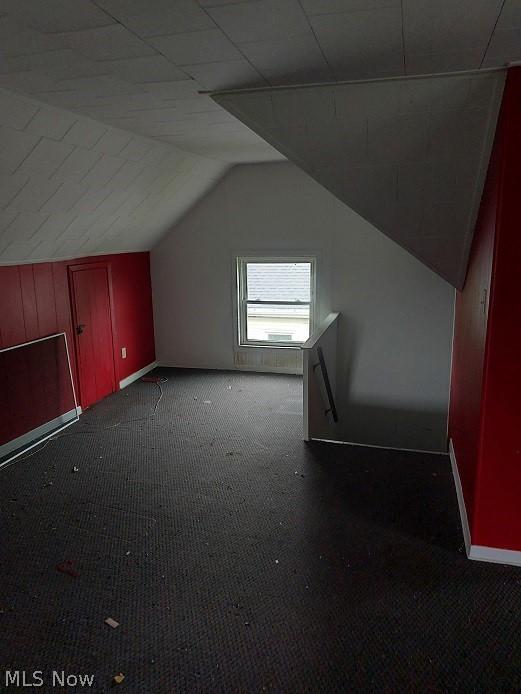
236,256,316,349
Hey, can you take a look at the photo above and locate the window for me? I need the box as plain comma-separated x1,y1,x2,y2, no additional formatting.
237,258,315,348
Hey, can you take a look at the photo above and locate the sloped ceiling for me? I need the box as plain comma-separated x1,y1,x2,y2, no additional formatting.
213,71,505,288
0,1,519,163
0,87,228,263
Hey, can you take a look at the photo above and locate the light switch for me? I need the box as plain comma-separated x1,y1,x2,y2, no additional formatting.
121,347,127,358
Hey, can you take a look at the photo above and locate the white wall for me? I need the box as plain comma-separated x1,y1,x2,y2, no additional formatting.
152,162,454,452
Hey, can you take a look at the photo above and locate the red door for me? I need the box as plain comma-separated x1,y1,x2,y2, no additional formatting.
69,264,116,409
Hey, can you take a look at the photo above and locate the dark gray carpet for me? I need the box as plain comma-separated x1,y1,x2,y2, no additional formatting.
0,368,520,693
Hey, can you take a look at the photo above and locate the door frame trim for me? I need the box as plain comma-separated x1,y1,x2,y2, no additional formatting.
68,262,118,408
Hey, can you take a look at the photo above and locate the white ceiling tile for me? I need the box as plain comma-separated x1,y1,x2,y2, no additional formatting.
0,210,49,245
405,49,484,75
0,126,40,173
25,106,77,140
238,33,333,84
94,0,174,15
35,211,77,241
150,29,242,65
398,76,470,114
0,171,28,207
198,0,252,5
495,0,521,29
182,60,265,90
7,176,61,213
79,153,125,188
403,0,504,56
67,184,112,216
106,159,144,189
141,80,200,99
0,70,66,95
91,188,133,217
272,87,336,126
310,7,404,79
140,143,174,167
60,24,155,61
63,119,107,148
335,81,401,118
0,89,39,129
212,71,504,286
301,0,400,14
28,49,109,80
0,237,43,260
39,180,86,214
51,146,101,181
17,138,74,176
102,55,188,84
0,54,31,74
483,26,521,66
367,113,430,164
1,28,67,56
198,0,251,7
208,0,311,43
20,0,114,33
57,75,144,97
117,137,152,161
91,130,133,156
120,3,215,38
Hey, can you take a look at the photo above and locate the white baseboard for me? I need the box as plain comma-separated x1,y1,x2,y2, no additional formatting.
449,439,471,554
469,544,521,566
449,438,521,567
0,408,79,461
0,408,80,469
119,361,158,389
157,361,302,375
311,437,446,456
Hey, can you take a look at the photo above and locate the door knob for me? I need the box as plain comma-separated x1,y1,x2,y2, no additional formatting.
76,324,85,335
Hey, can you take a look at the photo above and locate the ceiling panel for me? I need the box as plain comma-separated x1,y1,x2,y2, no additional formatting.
301,0,400,13
18,0,114,33
0,0,519,166
483,0,521,67
310,7,404,79
207,0,311,43
117,3,215,37
238,33,333,84
101,55,189,84
212,71,506,287
59,24,156,61
149,29,242,65
0,88,230,263
403,0,504,72
181,60,265,91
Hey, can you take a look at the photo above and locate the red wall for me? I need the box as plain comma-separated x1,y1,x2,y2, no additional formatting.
449,67,521,551
0,252,155,409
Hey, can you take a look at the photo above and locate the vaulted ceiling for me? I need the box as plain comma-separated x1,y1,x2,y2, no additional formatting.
213,71,505,288
0,0,520,271
0,0,519,162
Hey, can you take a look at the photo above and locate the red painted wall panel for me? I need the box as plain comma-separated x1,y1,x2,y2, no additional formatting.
448,115,499,526
449,67,521,552
0,266,25,347
473,68,521,550
0,252,155,416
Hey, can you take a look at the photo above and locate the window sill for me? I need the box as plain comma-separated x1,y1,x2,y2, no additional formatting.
238,342,304,350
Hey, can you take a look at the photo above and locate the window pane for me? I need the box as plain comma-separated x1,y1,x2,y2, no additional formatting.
246,262,311,303
246,303,310,343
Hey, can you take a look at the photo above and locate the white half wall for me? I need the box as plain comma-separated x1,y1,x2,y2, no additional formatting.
151,162,454,451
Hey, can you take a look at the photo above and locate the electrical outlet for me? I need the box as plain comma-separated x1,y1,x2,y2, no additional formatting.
121,347,127,359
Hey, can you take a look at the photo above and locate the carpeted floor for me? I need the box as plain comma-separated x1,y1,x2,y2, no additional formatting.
0,368,520,693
